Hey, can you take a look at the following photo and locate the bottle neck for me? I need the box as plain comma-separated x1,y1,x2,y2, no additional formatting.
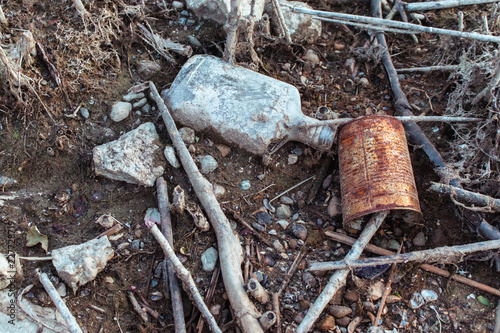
288,117,336,152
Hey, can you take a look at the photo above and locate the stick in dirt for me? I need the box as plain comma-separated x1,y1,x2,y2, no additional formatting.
405,0,500,12
309,239,500,271
149,81,264,333
396,65,461,73
429,181,500,213
37,271,83,333
325,230,500,297
145,222,223,333
156,177,187,333
296,211,389,333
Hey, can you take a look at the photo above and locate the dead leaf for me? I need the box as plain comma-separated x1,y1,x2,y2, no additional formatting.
26,225,48,252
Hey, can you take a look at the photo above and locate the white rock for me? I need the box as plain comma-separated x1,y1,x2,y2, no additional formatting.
110,101,132,122
273,0,322,43
277,220,289,230
303,49,320,66
273,240,285,253
123,91,145,102
201,247,218,271
172,0,184,9
213,184,226,198
0,253,13,290
164,146,181,168
200,155,218,174
186,0,265,24
52,237,114,293
133,98,148,109
93,122,165,187
368,280,385,301
288,153,298,165
179,127,196,144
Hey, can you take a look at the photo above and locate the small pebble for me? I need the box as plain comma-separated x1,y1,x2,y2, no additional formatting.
280,196,294,205
334,42,345,50
288,154,298,165
359,77,370,87
317,315,336,331
56,283,67,297
123,92,145,102
303,49,320,66
253,271,264,282
421,289,438,302
130,239,141,250
133,98,148,109
363,301,377,313
137,60,161,79
368,280,385,301
200,155,218,174
151,291,163,301
329,305,352,318
398,74,406,80
188,35,202,48
275,204,292,219
327,195,342,218
410,292,425,309
344,58,356,74
141,103,151,113
201,247,218,272
273,240,285,253
188,145,196,153
254,211,272,225
213,184,225,198
344,289,359,302
294,313,305,324
80,107,89,119
413,231,426,247
90,190,105,202
240,180,251,191
277,220,289,230
252,222,266,232
179,127,196,144
216,144,231,157
110,101,132,122
263,254,276,267
302,272,317,288
164,146,181,168
151,279,159,288
172,0,184,9
210,304,221,316
336,316,351,327
288,223,307,241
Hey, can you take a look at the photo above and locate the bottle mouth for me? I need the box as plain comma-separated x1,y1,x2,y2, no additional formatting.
316,126,336,150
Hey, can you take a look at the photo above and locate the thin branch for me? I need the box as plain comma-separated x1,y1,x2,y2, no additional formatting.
309,239,500,271
296,211,389,333
406,0,500,12
149,82,264,333
146,224,223,333
38,271,83,333
270,0,292,44
429,181,500,212
284,4,500,43
397,65,461,73
269,176,315,203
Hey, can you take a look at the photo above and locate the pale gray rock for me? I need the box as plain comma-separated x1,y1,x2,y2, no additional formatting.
269,0,322,43
201,247,218,271
0,175,17,188
137,60,161,80
277,220,289,230
123,91,145,102
179,127,196,144
133,98,148,109
52,236,114,293
80,107,90,119
413,231,426,247
164,146,181,168
186,0,265,24
200,155,218,174
276,204,292,219
93,122,165,187
213,184,226,198
172,0,184,9
110,101,132,122
280,196,294,205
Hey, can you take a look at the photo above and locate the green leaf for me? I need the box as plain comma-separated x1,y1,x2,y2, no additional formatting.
26,225,49,253
477,295,492,307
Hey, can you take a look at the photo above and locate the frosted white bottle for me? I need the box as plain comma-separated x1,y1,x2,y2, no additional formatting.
163,55,335,156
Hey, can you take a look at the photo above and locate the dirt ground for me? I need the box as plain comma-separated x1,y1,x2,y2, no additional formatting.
1,0,499,332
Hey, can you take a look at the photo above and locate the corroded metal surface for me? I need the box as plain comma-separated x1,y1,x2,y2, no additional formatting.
338,115,421,228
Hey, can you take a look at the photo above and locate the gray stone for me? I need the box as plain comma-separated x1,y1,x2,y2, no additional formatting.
288,223,307,240
288,153,298,165
52,236,114,293
123,91,145,102
200,155,218,174
328,305,352,318
273,240,285,253
188,35,202,48
110,101,132,122
302,271,317,288
80,107,90,119
201,247,218,271
413,231,426,247
164,146,181,168
272,0,322,43
93,122,165,187
133,98,148,109
213,184,226,198
421,289,438,302
172,0,184,9
240,180,251,190
130,239,141,250
0,174,17,188
368,280,385,301
186,0,264,24
56,283,67,297
141,103,151,113
303,49,320,66
137,60,161,80
280,196,294,205
275,204,292,219
277,220,289,230
179,127,196,144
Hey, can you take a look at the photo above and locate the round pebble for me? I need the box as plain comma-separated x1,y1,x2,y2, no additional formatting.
288,223,307,241
201,247,218,272
80,107,89,119
413,231,426,247
178,127,196,144
302,272,317,288
240,180,251,191
172,1,184,9
110,101,132,122
200,155,218,174
164,146,181,168
275,204,292,219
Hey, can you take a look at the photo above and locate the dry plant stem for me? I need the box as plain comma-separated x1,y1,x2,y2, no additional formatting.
286,5,500,43
259,311,276,331
156,177,186,333
247,278,270,304
397,65,461,73
224,0,241,63
270,0,292,44
309,239,500,271
148,224,223,333
373,246,401,327
325,230,500,297
128,291,148,323
429,182,500,212
38,272,83,333
458,11,464,31
296,211,389,333
272,293,281,333
270,176,315,203
277,251,305,296
150,82,263,333
0,5,7,24
405,0,500,12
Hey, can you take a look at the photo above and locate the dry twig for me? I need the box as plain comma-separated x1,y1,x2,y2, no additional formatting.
406,0,500,12
429,181,500,212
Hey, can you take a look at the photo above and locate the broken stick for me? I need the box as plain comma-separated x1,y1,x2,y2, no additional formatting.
146,222,222,333
405,0,500,12
37,271,83,333
149,82,264,333
156,177,186,333
325,230,500,297
429,181,500,213
296,211,389,333
309,239,500,271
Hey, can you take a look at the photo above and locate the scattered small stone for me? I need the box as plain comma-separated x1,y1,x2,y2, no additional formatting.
254,211,272,225
90,190,105,202
413,231,426,247
172,0,184,9
80,107,90,119
277,220,289,230
280,196,294,205
188,145,196,153
56,283,67,297
130,239,141,250
201,247,218,272
303,49,320,66
213,184,225,198
278,0,322,43
368,280,385,301
293,313,305,324
336,316,351,327
317,314,336,331
330,288,344,305
151,291,163,301
363,301,377,313
210,303,221,316
394,227,403,237
123,91,145,102
288,153,298,165
329,305,352,318
187,35,202,48
273,240,285,253
344,58,356,75
302,271,317,288
200,155,218,174
386,239,401,251
344,288,359,302
252,222,266,232
215,144,231,157
178,127,196,144
110,101,132,122
288,223,307,241
164,146,181,168
133,98,148,109
327,195,341,218
398,74,406,80
410,291,425,309
386,295,402,303
253,271,264,282
263,254,276,267
141,103,151,113
137,60,161,80
359,77,370,87
276,204,292,219
421,289,438,302
334,42,346,51
151,279,159,288
240,180,251,191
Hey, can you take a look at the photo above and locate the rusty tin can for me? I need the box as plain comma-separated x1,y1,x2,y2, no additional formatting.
338,115,421,229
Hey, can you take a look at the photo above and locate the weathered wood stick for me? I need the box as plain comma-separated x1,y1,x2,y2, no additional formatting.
285,4,500,43
0,5,7,25
309,239,500,271
37,271,83,333
429,181,500,212
146,223,223,333
397,65,461,73
156,178,187,333
406,0,500,12
296,211,389,333
270,0,292,44
128,291,149,322
150,82,264,333
373,245,400,327
325,230,500,297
